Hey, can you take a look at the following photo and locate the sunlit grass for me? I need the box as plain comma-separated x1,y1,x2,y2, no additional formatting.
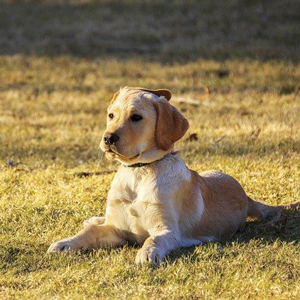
1,0,300,299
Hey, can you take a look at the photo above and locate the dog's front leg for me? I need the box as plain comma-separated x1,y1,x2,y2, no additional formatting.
135,230,179,266
48,224,126,253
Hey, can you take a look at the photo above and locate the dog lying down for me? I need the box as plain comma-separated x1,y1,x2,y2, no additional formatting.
48,87,300,265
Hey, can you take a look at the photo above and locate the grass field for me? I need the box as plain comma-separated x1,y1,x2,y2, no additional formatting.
1,0,300,299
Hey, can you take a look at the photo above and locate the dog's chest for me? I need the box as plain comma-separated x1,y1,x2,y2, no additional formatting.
106,169,159,243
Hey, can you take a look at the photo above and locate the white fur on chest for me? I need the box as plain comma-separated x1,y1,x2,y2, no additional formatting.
104,154,204,245
105,165,158,243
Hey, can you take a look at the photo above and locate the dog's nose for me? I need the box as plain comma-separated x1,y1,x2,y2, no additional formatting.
104,132,119,145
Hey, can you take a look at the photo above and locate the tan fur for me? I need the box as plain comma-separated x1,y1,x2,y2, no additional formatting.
132,87,172,101
110,91,120,104
195,171,248,238
48,87,300,266
153,99,189,151
47,224,127,252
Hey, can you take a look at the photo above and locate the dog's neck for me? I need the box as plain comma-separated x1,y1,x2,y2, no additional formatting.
122,152,175,168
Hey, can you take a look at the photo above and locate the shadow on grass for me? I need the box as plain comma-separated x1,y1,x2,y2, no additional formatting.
184,138,300,158
1,143,108,169
1,0,300,63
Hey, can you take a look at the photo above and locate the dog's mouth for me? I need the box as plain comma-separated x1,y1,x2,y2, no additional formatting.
105,146,140,160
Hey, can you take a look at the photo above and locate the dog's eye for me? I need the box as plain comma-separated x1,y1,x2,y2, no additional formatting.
130,114,143,122
108,113,114,119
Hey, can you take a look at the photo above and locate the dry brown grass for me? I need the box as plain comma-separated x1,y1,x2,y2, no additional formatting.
1,1,300,299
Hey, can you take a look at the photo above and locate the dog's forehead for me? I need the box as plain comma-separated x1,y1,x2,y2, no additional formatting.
111,88,160,111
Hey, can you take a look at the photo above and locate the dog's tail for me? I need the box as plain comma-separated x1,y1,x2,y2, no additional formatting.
247,197,300,220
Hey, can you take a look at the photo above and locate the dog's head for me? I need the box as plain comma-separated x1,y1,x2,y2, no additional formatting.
100,87,189,165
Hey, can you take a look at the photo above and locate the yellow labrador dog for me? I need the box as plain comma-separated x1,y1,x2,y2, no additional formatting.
48,87,300,265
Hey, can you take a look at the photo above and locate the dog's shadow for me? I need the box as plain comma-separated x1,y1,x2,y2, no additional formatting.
167,209,300,264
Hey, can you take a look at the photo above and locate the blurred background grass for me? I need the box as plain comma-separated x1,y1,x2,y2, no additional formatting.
1,0,300,61
0,0,300,299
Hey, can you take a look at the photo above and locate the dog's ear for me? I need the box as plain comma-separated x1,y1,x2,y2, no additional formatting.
110,91,120,104
133,87,172,101
153,99,189,151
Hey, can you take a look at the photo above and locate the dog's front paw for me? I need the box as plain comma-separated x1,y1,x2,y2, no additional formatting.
135,246,163,266
47,238,79,253
83,216,105,227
